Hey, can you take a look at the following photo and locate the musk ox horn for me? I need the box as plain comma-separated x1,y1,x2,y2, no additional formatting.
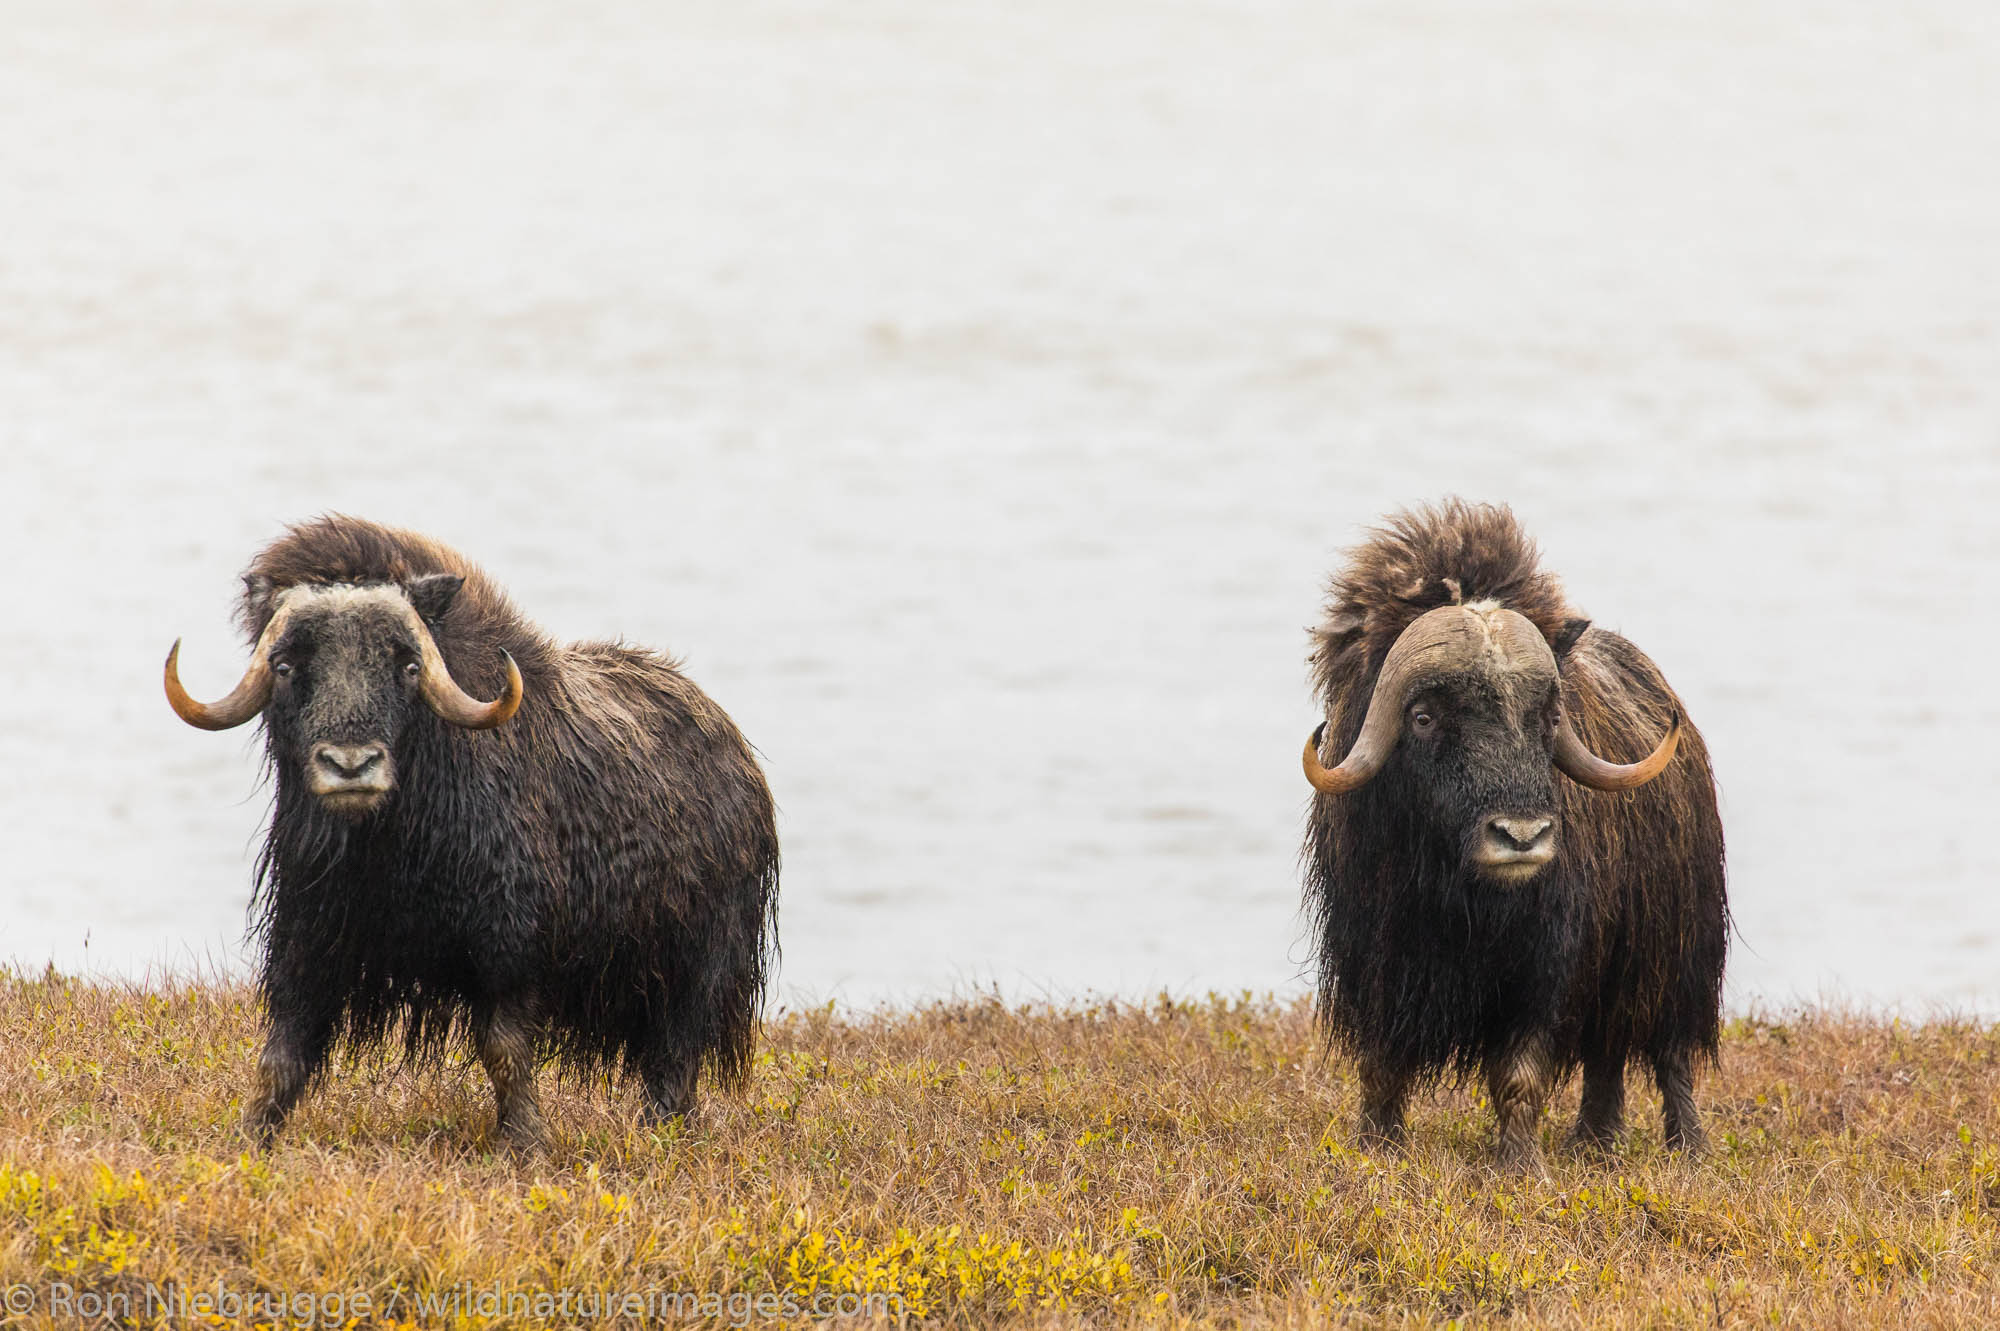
1303,711,1402,795
1554,710,1680,791
1305,603,1673,797
1302,606,1502,795
163,603,298,731
415,624,522,730
164,639,273,730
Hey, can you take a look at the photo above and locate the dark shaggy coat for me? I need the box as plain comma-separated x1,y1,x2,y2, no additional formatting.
1304,500,1726,1157
241,516,777,1140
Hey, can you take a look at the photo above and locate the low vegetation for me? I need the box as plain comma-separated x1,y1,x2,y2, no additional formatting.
2,971,1996,1327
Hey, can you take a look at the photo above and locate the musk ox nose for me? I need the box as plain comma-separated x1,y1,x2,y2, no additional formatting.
314,744,385,780
1489,817,1553,852
1475,815,1557,879
307,743,394,807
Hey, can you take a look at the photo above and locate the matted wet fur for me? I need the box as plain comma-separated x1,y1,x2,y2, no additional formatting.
236,515,778,1146
1304,500,1726,1166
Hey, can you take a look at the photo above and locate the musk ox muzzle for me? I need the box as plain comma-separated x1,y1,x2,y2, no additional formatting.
308,741,396,814
1476,813,1557,879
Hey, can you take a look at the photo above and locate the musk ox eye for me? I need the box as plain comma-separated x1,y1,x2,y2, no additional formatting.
272,660,294,679
402,660,421,681
1411,709,1436,734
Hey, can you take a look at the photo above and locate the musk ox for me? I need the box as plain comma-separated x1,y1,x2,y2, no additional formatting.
166,516,779,1147
1301,501,1725,1170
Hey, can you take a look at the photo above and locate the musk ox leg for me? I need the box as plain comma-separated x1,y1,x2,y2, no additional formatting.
243,1015,334,1146
640,974,708,1124
1485,1040,1554,1174
474,1005,547,1150
1355,1056,1411,1149
1652,1048,1707,1155
1567,1052,1627,1154
640,1049,699,1125
639,906,765,1125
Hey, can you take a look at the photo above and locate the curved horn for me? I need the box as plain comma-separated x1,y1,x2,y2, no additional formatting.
163,605,295,730
1554,710,1680,791
1302,695,1406,795
1302,607,1498,796
415,625,522,730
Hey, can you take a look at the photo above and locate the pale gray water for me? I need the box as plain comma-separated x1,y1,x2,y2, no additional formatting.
1,0,1996,1010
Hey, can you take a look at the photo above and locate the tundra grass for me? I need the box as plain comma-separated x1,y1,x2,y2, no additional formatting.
2,971,1997,1328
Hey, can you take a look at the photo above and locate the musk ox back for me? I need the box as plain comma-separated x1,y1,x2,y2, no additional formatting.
166,515,779,1147
1301,501,1725,1170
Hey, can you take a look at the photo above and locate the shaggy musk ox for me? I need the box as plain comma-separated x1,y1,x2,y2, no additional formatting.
1301,501,1725,1170
165,516,779,1147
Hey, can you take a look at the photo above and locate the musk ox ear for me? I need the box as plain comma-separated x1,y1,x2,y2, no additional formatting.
405,574,464,625
1552,617,1591,660
238,573,278,636
1317,608,1368,661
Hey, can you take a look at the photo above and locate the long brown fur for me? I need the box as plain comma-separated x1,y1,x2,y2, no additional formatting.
227,515,779,1144
1304,500,1728,1162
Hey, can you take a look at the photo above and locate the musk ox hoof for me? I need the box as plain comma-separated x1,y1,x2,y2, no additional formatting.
239,1116,281,1149
239,1100,289,1148
1353,1126,1407,1157
1563,1126,1622,1158
645,1095,698,1131
642,1063,699,1126
1494,1141,1550,1178
494,1123,548,1156
1664,1127,1709,1159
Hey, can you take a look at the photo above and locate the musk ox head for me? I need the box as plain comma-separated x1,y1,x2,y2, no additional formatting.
164,576,522,819
1303,602,1678,883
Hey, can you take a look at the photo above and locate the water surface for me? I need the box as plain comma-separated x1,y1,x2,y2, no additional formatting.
2,0,1995,1010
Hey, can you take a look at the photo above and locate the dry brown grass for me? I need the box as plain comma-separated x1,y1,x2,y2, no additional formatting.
2,970,1997,1328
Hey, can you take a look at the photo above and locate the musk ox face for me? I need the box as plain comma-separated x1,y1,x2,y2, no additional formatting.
261,583,453,818
1392,668,1564,883
164,574,523,819
1304,601,1684,881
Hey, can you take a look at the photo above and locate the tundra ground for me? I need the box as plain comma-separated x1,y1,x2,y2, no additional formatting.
2,972,1996,1328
